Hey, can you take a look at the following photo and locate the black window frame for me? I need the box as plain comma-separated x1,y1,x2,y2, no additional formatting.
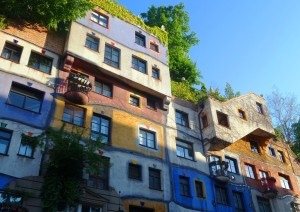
62,104,85,127
195,180,205,198
152,67,160,79
278,150,285,162
225,156,239,174
150,42,159,52
18,136,34,158
279,173,292,190
130,95,140,107
245,163,256,179
85,34,99,51
216,111,230,128
149,168,161,190
128,163,142,181
139,128,156,149
104,44,120,68
176,139,194,160
146,98,156,110
28,51,53,74
179,176,190,197
87,157,110,190
175,110,189,127
90,113,111,144
91,11,109,28
215,186,228,205
135,32,146,47
268,146,276,157
132,56,147,74
250,140,259,153
7,82,44,113
233,191,245,212
0,128,12,155
94,80,112,97
1,42,23,63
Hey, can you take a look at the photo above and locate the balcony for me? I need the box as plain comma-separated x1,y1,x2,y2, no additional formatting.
64,72,92,105
209,161,230,183
261,177,278,198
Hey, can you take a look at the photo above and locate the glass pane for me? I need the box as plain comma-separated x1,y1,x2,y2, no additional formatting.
73,116,83,126
148,139,155,148
2,48,12,59
176,146,184,157
91,12,99,22
18,144,27,155
100,125,108,135
0,131,12,139
92,122,100,132
24,97,41,112
8,92,25,108
0,139,9,154
62,113,72,123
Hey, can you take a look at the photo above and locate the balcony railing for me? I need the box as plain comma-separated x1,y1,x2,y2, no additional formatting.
261,177,278,198
209,161,230,183
64,72,92,105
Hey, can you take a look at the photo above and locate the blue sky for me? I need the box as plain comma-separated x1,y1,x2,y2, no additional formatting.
118,0,300,99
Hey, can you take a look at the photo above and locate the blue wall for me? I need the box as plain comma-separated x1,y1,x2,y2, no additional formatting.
0,174,15,190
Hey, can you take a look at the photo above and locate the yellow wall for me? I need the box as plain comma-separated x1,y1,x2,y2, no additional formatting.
123,199,167,212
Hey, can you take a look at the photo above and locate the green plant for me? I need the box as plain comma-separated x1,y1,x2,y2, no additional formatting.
20,133,41,153
0,15,6,29
171,81,207,104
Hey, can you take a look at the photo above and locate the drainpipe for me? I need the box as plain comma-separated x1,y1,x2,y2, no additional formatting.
198,103,206,156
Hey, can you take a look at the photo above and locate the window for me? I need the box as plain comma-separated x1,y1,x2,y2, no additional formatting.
82,205,103,212
139,129,156,149
278,150,285,162
268,146,276,157
7,82,44,113
18,135,34,157
259,170,268,179
210,155,221,174
175,110,189,127
279,173,292,190
91,11,108,28
149,168,161,190
85,34,99,51
146,98,156,110
215,186,228,205
135,32,146,47
195,181,205,198
132,56,147,73
238,109,246,120
87,158,109,190
90,114,110,144
225,156,238,174
201,115,208,128
250,140,259,153
104,44,120,68
28,52,52,73
152,67,160,79
257,197,272,212
94,80,112,97
0,128,12,155
176,139,194,160
1,42,22,63
130,95,140,107
62,105,85,126
179,176,190,196
217,111,229,128
256,102,264,114
245,164,256,179
150,42,159,52
0,191,22,204
233,191,244,212
128,163,142,180
129,205,154,212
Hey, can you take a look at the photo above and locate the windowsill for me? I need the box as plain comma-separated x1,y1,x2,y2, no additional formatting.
17,154,34,159
6,102,41,114
135,42,146,48
176,123,190,128
0,153,9,156
90,20,109,29
149,187,163,191
177,155,196,162
196,196,206,199
0,56,20,64
227,171,240,175
218,124,231,129
129,104,140,108
92,91,113,99
132,67,148,75
103,61,120,70
146,106,157,111
84,45,99,52
139,144,157,150
180,194,192,198
62,120,85,128
151,77,160,80
27,65,52,75
128,178,142,181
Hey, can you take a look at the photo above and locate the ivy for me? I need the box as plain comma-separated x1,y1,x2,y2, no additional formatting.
171,81,207,104
20,133,41,154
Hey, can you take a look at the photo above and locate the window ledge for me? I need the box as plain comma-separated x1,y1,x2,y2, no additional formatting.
0,56,20,64
27,65,52,75
61,120,85,128
149,188,163,191
6,102,41,114
103,61,120,70
180,195,192,198
0,153,9,156
17,154,35,159
92,91,113,99
84,45,99,53
177,155,195,162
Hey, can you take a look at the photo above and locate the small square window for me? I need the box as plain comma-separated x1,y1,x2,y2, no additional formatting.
179,176,190,196
217,111,230,128
245,163,256,179
152,67,160,79
91,11,108,28
130,95,140,107
104,44,120,68
175,110,189,127
94,80,112,97
135,32,146,47
62,104,85,126
147,98,156,110
132,56,147,73
259,170,268,179
28,52,53,73
201,115,208,128
238,109,246,120
215,186,228,205
1,42,23,63
85,34,99,51
176,139,194,160
279,173,292,190
87,157,110,190
18,134,35,157
256,102,264,114
150,42,159,52
225,156,239,174
128,163,142,180
82,205,103,212
278,150,285,162
195,181,205,198
90,114,111,144
268,146,276,157
139,129,156,149
250,140,259,153
149,168,161,190
7,82,44,113
0,128,12,155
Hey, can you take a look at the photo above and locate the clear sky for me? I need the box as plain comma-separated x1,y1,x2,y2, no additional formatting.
118,0,300,99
